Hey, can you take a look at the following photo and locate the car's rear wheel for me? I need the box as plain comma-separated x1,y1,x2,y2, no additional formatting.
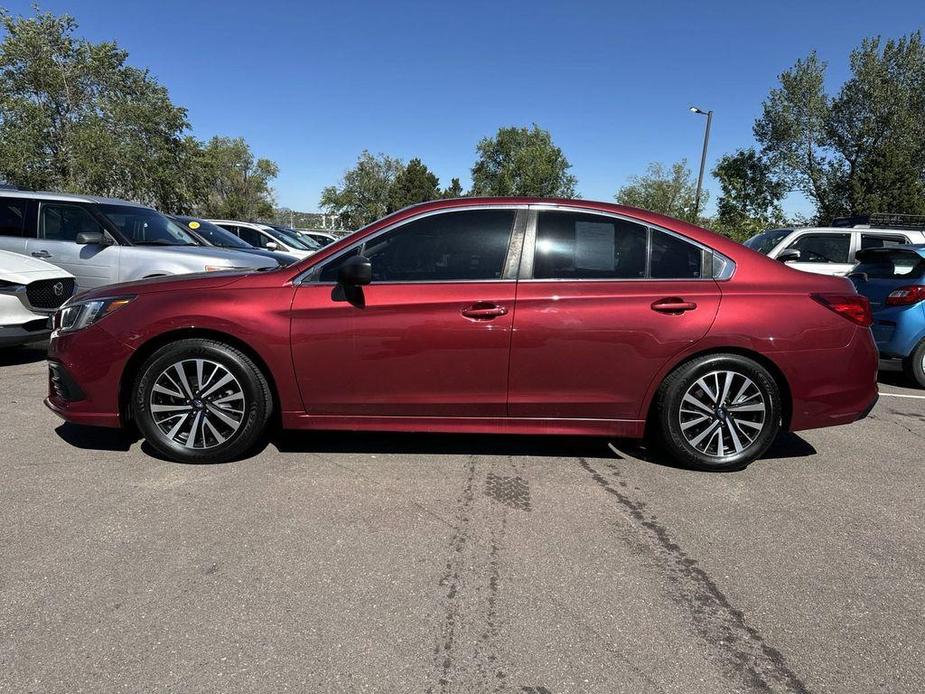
902,340,925,388
655,354,781,471
133,339,272,463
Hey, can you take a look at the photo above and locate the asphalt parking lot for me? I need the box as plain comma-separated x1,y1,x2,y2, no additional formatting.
1,343,923,694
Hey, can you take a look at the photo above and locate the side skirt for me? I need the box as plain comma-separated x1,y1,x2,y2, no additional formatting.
279,412,646,438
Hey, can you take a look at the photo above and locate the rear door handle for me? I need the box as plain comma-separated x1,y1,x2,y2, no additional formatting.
651,298,697,314
461,302,508,320
31,250,52,259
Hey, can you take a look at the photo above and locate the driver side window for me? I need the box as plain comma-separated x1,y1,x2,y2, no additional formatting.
786,233,851,264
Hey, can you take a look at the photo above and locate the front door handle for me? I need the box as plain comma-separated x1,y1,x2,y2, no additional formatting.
31,250,52,259
461,302,508,321
651,297,697,314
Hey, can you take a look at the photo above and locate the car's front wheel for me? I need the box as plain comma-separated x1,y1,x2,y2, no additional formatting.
655,354,781,471
132,338,272,463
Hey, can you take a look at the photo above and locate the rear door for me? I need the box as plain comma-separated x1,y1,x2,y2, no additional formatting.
508,208,721,420
27,202,120,290
290,208,522,417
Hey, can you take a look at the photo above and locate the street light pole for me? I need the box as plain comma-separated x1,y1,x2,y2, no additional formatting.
690,106,712,221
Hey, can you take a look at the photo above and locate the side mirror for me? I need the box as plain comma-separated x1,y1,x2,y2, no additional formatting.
75,231,105,245
338,255,372,286
777,248,801,263
265,241,279,251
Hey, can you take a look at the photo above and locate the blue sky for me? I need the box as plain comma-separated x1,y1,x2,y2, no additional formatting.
4,0,924,215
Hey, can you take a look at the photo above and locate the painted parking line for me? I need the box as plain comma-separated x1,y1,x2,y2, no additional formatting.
879,392,925,400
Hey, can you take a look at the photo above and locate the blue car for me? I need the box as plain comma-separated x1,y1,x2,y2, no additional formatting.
851,245,925,387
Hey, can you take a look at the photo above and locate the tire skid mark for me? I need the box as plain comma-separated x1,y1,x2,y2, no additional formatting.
579,457,810,694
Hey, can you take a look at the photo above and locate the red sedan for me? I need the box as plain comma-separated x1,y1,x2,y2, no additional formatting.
45,198,878,470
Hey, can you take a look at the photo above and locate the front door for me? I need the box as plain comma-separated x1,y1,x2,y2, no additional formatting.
508,208,722,420
27,202,120,290
778,231,854,276
290,208,521,417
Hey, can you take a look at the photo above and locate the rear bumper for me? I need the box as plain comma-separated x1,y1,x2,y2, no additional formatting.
871,304,925,359
777,327,880,432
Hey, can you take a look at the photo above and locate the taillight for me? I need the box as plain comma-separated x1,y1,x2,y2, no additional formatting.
811,293,873,327
885,285,925,307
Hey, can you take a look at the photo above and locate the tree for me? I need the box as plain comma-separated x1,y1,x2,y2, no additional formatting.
0,8,203,211
615,160,703,223
320,151,404,228
470,124,577,197
196,136,278,220
710,148,788,241
442,177,464,198
387,158,439,212
755,33,925,222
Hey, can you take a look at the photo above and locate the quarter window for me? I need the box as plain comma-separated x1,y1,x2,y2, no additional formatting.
40,204,105,242
785,233,851,263
0,199,26,237
322,210,515,283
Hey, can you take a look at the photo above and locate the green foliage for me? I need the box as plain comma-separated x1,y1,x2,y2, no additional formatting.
441,177,464,198
387,158,439,213
755,33,925,222
0,7,203,212
615,160,703,224
196,136,278,220
470,124,577,197
710,148,788,241
320,151,404,229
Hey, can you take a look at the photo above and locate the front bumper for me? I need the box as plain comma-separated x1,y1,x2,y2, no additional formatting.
0,320,51,347
44,325,135,428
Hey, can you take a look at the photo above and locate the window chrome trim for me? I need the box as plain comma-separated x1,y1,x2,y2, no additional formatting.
523,203,736,281
295,205,530,285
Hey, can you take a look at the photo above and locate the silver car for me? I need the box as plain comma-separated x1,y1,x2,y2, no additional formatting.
0,191,279,291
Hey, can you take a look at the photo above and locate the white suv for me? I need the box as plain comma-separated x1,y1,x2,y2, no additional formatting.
0,249,75,347
744,226,925,276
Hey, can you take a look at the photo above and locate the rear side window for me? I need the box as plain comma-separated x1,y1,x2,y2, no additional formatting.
855,253,925,280
0,199,26,236
534,212,647,279
533,211,705,280
785,233,851,263
860,234,909,250
40,203,105,242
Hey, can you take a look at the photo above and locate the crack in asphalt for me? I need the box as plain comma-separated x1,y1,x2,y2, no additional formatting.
579,457,810,694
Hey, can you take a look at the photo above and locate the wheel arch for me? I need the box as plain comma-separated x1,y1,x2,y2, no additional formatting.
643,346,793,435
118,327,281,428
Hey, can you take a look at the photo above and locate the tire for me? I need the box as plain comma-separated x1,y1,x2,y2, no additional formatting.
655,354,782,471
902,340,925,389
132,338,272,463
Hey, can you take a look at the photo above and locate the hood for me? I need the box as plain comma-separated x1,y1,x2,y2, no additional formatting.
0,249,74,280
73,271,250,302
131,244,278,269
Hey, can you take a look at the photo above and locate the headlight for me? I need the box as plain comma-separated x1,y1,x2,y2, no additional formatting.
56,296,135,333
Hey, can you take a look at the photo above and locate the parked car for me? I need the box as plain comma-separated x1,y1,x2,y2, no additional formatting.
0,249,75,347
46,198,877,470
209,220,318,259
744,226,925,276
0,191,279,291
171,216,300,267
850,245,925,387
297,230,337,247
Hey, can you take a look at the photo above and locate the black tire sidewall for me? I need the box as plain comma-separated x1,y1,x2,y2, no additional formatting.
903,340,925,389
658,354,781,471
133,339,270,463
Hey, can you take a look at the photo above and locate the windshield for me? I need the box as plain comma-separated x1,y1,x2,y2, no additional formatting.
743,229,792,255
175,217,251,249
98,205,199,246
261,225,313,250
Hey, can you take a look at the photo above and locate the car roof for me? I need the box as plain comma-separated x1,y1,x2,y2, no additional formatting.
792,226,925,234
0,189,149,207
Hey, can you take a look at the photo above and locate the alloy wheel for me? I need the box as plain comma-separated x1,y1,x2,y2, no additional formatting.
148,359,246,449
678,370,767,458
